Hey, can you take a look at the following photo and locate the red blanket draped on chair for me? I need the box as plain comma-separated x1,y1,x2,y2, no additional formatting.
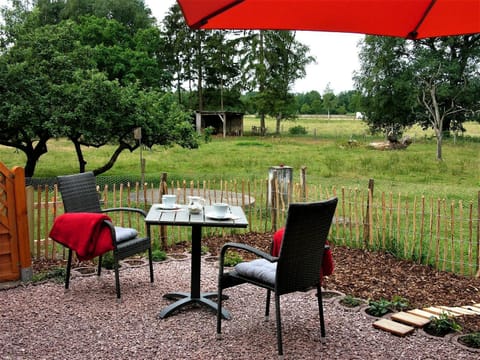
49,213,114,261
272,227,334,281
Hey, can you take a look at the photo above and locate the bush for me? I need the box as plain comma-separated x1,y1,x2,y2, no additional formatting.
32,267,66,283
223,251,243,267
101,251,115,270
424,312,462,337
204,126,215,143
288,125,307,135
366,298,393,317
340,295,363,308
152,249,167,262
390,295,409,311
459,332,480,348
366,296,410,316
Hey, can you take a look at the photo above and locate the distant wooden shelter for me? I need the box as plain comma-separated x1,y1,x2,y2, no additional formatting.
195,111,244,137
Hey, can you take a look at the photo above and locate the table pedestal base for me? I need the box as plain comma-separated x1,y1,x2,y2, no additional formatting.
159,292,231,319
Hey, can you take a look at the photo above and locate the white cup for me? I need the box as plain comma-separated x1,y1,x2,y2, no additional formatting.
162,194,177,208
213,203,229,218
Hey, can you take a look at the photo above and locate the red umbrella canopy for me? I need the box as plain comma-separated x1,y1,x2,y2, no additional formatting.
177,0,480,39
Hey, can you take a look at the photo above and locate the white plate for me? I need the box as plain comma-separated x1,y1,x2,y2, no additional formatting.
205,212,231,220
155,204,182,210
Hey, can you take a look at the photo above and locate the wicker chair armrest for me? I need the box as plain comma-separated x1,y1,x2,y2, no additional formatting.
102,207,147,217
220,242,278,263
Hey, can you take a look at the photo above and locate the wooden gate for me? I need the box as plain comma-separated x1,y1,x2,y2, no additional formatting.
0,163,31,282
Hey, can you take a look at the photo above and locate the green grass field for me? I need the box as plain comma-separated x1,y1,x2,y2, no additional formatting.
1,116,479,202
3,116,479,274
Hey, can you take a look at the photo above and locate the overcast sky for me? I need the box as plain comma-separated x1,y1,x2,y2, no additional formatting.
150,0,363,94
0,0,363,94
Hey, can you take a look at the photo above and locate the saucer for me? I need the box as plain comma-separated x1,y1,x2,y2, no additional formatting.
205,212,231,220
155,204,181,210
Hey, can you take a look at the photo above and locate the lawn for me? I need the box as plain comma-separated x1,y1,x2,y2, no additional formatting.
1,116,479,202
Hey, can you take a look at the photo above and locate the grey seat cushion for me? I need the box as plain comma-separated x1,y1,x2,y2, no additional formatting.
114,226,138,242
234,258,277,285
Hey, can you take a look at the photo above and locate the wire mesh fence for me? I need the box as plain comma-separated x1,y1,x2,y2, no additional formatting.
28,174,480,278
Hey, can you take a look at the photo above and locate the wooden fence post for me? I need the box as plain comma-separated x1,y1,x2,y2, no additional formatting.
13,167,32,281
270,170,278,231
300,166,307,201
364,178,374,247
159,172,168,250
476,191,480,278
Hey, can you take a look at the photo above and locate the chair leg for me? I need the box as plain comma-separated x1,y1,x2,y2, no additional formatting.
216,285,224,338
97,255,102,276
65,249,73,289
113,254,121,300
274,293,283,357
317,284,326,338
265,289,271,320
147,247,154,283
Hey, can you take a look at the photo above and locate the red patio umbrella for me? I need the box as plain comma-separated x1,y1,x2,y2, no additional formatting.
177,0,480,39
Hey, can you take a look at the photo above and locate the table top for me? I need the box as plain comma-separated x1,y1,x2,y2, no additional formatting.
146,204,248,228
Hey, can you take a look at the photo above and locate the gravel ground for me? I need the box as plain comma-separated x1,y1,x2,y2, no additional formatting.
1,257,478,360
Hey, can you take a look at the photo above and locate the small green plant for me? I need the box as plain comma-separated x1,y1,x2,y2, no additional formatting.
204,126,215,143
340,295,363,308
424,312,462,337
101,251,116,270
201,245,209,255
459,332,480,348
152,249,167,262
187,245,209,255
223,251,244,267
390,295,409,311
288,125,308,135
366,295,410,316
31,267,66,283
366,298,393,317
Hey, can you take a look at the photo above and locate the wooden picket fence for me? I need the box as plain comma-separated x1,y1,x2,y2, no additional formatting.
26,175,480,278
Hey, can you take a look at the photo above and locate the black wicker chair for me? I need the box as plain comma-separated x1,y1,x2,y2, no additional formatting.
57,172,154,300
216,198,338,358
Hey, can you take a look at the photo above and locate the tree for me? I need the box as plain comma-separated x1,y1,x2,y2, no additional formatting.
412,36,480,160
0,15,96,177
355,35,480,156
0,0,197,177
337,90,362,115
238,30,269,132
161,3,196,104
261,31,314,134
322,84,337,118
354,36,418,140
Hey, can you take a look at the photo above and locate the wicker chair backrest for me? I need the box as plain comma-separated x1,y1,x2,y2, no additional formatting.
275,198,338,295
57,172,103,214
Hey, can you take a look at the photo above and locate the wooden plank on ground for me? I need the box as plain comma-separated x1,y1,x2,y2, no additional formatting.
440,306,478,316
390,312,431,327
423,307,458,317
471,304,480,311
373,318,415,336
462,306,480,314
408,309,440,319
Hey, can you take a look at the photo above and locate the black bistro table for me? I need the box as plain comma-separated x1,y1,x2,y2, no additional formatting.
146,204,248,319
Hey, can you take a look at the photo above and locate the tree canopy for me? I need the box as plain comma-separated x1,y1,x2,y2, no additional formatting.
355,35,480,159
0,0,197,177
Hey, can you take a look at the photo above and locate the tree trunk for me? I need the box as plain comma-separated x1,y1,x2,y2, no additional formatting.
196,32,203,111
71,139,87,173
436,131,443,160
275,113,281,134
260,113,266,132
430,87,443,161
23,138,48,178
92,142,134,176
